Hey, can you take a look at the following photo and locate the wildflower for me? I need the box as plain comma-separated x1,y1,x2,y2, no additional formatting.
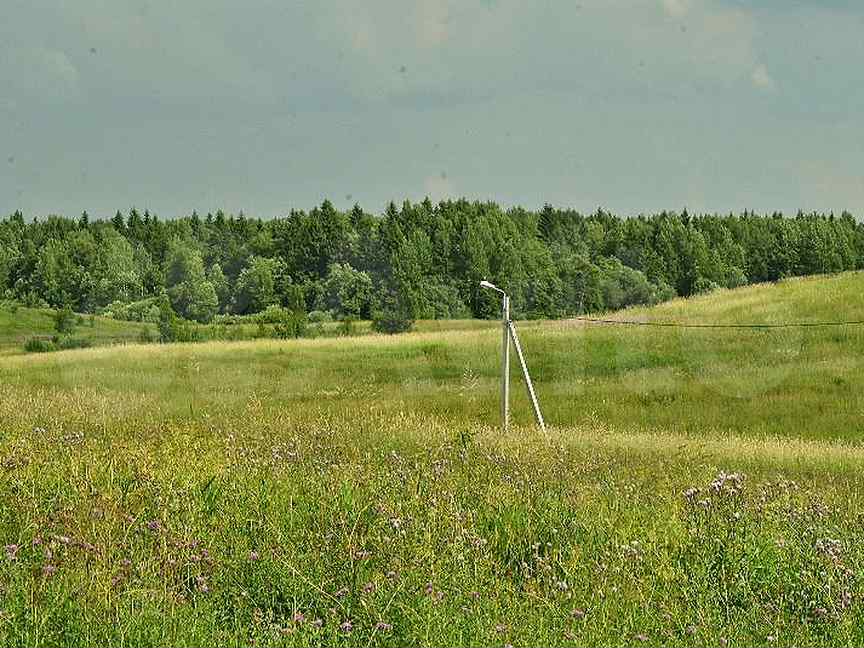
42,564,57,577
766,635,776,643
334,587,349,598
355,549,372,560
840,591,852,608
312,618,323,629
249,551,259,561
145,520,161,533
635,634,648,642
32,536,43,547
686,624,697,635
572,608,585,619
339,620,353,633
385,570,397,579
292,611,305,624
196,575,209,592
424,582,434,595
4,544,19,561
815,538,843,561
375,621,392,632
55,535,71,545
362,581,375,594
556,580,568,591
495,623,507,634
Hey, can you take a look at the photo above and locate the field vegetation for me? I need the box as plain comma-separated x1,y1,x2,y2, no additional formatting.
1,273,864,645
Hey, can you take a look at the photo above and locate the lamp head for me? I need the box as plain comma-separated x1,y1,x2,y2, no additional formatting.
479,280,506,296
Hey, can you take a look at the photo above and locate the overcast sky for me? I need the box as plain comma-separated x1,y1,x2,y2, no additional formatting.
2,0,863,219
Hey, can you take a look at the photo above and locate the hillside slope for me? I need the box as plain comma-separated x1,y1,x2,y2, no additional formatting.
0,302,153,356
2,272,863,441
2,274,864,647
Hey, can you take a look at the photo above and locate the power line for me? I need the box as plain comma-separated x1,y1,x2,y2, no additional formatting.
573,317,864,330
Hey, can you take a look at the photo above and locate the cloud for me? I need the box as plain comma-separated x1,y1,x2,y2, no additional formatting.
662,0,692,18
423,172,455,201
413,0,451,48
751,63,776,90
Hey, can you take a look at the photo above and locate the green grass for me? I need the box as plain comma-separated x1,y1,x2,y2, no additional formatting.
0,302,155,357
1,273,864,646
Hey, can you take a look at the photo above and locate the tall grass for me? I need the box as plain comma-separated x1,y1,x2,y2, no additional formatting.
1,272,864,645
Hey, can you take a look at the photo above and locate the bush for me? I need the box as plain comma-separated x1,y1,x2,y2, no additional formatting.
255,304,292,324
307,310,332,324
372,289,414,334
102,297,162,323
23,336,91,353
372,311,414,334
54,305,77,335
156,295,199,343
339,315,358,336
273,311,307,339
24,338,57,353
56,336,92,350
138,327,155,344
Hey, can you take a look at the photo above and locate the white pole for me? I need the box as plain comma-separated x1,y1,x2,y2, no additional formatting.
501,293,510,432
508,320,546,434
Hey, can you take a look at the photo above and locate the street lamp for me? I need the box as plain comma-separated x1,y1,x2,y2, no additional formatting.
479,280,546,434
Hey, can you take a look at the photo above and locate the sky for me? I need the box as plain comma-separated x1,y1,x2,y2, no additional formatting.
1,0,863,219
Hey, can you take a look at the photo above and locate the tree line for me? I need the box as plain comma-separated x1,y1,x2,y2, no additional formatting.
1,201,862,328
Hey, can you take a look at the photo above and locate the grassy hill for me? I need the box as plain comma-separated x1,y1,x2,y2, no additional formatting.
1,273,864,646
0,302,155,356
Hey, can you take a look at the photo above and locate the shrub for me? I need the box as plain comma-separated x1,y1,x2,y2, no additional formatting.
54,305,77,335
101,298,163,323
24,338,56,353
256,304,291,324
372,311,414,334
307,310,332,324
273,311,307,339
156,295,199,343
55,336,92,350
339,315,358,336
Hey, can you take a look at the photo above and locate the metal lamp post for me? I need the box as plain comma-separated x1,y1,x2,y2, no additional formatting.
479,280,546,434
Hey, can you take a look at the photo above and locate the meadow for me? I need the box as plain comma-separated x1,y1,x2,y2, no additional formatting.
1,273,864,646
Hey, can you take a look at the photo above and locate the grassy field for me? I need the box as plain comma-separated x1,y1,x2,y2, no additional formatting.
0,302,156,357
1,273,864,646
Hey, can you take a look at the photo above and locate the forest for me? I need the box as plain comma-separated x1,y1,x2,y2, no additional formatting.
1,200,862,329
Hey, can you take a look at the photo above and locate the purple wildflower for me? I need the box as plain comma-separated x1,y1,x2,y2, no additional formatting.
292,611,305,624
375,621,392,632
339,620,353,633
362,581,375,594
145,520,161,533
42,564,57,577
4,544,20,561
249,550,259,561
196,575,209,592
312,618,323,629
